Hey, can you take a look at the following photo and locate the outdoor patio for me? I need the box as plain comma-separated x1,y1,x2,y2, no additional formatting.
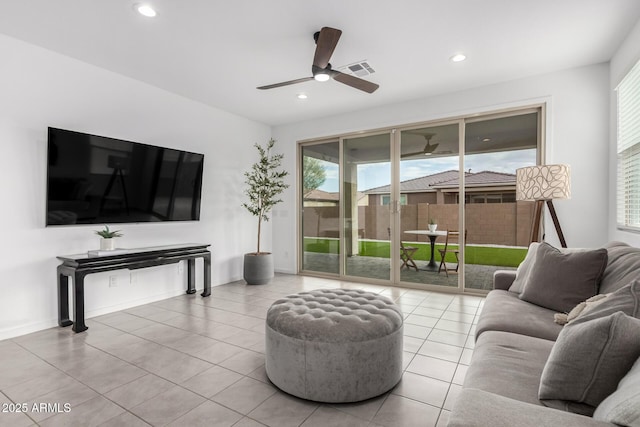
302,252,515,290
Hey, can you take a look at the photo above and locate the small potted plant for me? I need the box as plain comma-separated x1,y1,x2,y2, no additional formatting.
95,225,123,251
242,139,289,285
428,218,438,232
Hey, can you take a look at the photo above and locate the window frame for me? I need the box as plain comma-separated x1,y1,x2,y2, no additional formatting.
616,58,640,232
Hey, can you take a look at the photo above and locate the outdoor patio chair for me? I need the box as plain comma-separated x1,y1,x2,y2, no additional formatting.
388,228,419,271
400,241,419,271
437,230,466,277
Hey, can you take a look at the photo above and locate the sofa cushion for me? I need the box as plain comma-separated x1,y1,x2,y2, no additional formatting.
600,241,640,294
448,389,613,427
571,280,640,325
539,312,640,408
593,356,640,426
519,242,607,313
508,242,540,293
476,290,563,341
465,330,554,405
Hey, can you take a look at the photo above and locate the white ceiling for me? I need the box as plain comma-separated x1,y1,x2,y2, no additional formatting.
1,1,639,127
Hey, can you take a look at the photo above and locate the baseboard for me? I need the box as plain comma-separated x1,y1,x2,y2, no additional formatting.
0,288,204,341
0,319,60,341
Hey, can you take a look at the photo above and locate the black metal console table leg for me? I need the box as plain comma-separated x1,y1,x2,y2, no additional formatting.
186,259,197,294
202,252,211,297
72,272,88,333
57,266,73,328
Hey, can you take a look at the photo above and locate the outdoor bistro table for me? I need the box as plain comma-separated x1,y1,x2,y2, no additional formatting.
403,230,447,270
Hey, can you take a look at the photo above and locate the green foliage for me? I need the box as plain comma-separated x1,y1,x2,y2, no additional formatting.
95,225,123,239
242,139,289,254
302,156,326,195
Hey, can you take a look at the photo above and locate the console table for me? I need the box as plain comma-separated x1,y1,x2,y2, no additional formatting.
57,243,211,333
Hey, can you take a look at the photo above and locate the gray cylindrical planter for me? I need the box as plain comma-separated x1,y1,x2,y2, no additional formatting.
243,253,274,285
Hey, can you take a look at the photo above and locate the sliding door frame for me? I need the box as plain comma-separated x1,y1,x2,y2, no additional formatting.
297,103,546,294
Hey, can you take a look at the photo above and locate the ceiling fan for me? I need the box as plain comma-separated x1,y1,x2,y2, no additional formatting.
401,133,440,158
257,27,379,94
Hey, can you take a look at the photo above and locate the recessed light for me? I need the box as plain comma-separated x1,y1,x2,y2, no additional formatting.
482,138,491,142
450,53,466,62
135,4,157,17
297,93,308,99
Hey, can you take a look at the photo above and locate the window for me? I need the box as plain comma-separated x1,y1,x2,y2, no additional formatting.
381,194,407,205
617,59,640,230
456,192,517,204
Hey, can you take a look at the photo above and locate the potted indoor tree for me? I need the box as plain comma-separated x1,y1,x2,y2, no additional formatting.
242,139,289,285
95,225,123,250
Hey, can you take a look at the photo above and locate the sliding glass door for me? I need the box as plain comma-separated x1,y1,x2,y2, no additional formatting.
300,142,340,275
462,111,539,291
398,122,461,289
343,132,393,281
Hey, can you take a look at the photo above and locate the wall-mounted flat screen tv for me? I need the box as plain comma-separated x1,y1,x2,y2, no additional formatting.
46,127,204,226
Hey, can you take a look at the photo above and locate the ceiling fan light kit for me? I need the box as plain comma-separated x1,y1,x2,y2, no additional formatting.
314,72,330,82
257,27,379,93
402,133,440,158
134,3,157,17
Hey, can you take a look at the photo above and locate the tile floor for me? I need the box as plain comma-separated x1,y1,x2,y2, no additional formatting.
0,274,483,427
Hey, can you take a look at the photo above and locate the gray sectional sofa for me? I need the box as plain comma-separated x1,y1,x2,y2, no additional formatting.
447,241,640,427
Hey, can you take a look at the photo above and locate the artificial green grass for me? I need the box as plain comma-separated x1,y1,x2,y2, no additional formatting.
304,237,527,268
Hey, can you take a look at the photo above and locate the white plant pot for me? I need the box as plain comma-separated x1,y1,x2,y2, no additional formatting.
100,238,116,251
428,224,437,232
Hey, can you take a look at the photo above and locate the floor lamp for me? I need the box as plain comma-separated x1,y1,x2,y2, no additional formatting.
516,164,571,248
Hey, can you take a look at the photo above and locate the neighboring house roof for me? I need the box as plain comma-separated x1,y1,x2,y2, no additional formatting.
304,189,339,201
304,189,367,202
364,170,516,194
432,171,516,189
365,170,461,194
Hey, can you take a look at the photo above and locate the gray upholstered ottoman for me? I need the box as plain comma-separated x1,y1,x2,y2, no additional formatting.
265,288,403,403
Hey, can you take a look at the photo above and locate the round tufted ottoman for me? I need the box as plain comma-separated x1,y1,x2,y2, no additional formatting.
265,288,403,403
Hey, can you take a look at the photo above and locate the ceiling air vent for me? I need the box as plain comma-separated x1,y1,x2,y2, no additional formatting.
337,60,375,77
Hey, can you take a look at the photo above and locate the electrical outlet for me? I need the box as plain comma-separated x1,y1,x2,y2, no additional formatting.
178,262,184,275
109,276,118,288
130,273,137,286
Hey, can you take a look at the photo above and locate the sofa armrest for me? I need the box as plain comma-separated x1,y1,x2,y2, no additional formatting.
493,270,517,291
447,389,612,427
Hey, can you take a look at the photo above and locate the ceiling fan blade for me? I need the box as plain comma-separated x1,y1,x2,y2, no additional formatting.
313,27,342,69
401,143,440,158
257,76,314,90
331,70,379,93
401,151,425,158
424,142,439,153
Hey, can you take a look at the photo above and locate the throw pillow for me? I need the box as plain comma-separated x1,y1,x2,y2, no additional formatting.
539,312,640,408
519,242,607,313
593,356,640,426
508,242,539,293
571,280,640,325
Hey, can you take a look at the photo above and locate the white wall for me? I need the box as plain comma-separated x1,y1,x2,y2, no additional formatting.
0,34,270,340
272,63,610,274
609,18,640,246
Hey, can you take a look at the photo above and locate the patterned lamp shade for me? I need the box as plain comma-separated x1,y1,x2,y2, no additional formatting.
516,164,571,201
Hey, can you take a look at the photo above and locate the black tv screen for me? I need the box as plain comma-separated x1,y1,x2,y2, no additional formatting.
46,127,204,226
